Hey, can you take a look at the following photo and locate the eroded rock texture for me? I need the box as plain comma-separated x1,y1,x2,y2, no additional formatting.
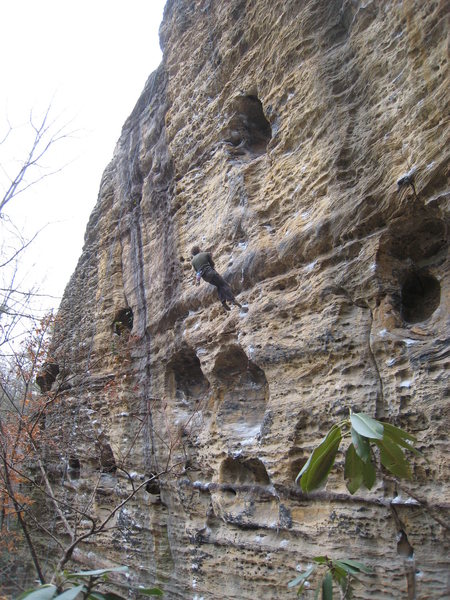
49,1,448,598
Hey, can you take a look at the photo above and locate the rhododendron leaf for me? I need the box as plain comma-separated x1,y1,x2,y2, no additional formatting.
350,413,383,440
299,427,342,492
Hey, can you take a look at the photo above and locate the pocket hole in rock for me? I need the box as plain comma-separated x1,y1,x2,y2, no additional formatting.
68,457,81,480
227,95,272,155
219,457,270,486
401,272,440,323
112,307,133,335
166,346,210,404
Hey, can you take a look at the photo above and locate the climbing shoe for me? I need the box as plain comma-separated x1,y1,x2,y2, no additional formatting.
222,302,231,311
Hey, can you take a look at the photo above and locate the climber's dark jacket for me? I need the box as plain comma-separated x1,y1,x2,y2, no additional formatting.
191,252,240,307
192,252,214,274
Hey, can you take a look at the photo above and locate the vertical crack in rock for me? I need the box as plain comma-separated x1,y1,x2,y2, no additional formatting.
367,306,387,420
132,197,157,475
327,287,387,418
120,114,159,477
118,67,177,479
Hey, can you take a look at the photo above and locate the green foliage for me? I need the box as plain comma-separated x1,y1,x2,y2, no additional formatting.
296,411,423,494
288,556,371,598
18,586,58,600
350,413,383,440
296,426,341,493
16,567,163,600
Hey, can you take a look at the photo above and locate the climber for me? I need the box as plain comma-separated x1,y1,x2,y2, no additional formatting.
191,246,242,312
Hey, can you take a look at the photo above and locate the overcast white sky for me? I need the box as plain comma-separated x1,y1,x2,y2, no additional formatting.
0,0,166,312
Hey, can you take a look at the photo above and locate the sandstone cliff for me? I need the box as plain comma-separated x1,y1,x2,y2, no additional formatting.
48,1,448,598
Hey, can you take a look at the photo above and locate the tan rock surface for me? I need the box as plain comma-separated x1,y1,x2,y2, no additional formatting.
48,1,448,598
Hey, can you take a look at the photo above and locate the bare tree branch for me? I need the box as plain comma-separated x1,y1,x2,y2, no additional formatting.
0,105,75,214
0,226,46,269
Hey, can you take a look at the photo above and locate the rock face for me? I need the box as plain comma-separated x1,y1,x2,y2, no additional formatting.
49,1,448,598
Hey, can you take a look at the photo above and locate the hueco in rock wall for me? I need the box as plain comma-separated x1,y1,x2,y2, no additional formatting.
23,1,450,598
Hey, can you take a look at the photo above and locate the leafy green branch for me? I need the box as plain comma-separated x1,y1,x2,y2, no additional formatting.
296,412,423,494
288,555,371,599
17,566,163,600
